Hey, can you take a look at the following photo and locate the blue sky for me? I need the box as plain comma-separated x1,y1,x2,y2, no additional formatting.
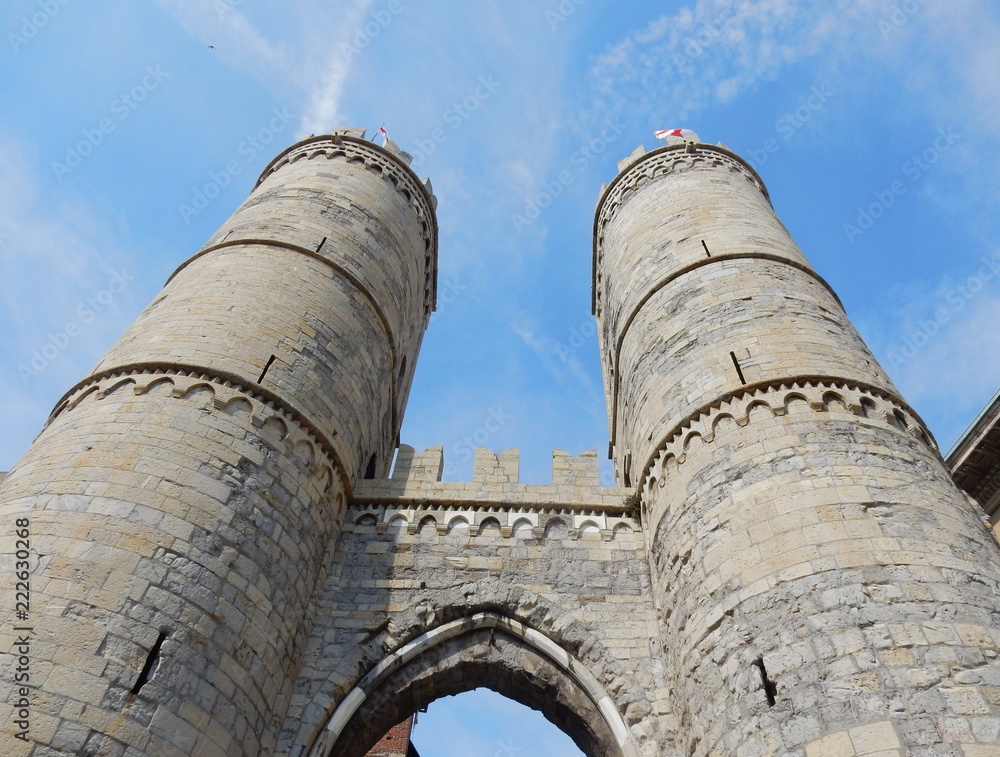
2,0,999,754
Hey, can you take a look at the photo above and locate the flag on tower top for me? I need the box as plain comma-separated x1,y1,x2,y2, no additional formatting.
655,128,697,141
378,124,390,146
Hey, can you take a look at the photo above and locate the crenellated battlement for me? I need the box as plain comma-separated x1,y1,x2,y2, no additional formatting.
344,444,637,541
347,445,636,542
352,443,629,506
382,444,607,487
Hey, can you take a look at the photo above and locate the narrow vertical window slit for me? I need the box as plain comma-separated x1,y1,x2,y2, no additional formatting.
131,631,167,696
258,354,277,384
730,351,747,385
753,657,777,706
701,239,711,257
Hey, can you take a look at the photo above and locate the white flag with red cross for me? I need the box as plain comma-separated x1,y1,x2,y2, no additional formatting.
655,128,697,141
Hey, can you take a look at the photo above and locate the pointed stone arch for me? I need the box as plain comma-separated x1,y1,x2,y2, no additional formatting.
307,613,640,757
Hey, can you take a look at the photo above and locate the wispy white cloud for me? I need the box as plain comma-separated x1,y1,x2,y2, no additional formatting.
297,0,377,136
588,0,1000,445
156,0,391,143
587,0,1000,156
587,0,886,125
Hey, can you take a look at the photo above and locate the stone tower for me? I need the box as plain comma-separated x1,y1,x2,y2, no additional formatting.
0,128,437,756
593,131,1000,753
5,127,1000,757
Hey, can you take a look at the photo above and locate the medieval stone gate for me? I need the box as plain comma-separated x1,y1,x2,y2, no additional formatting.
4,128,1000,757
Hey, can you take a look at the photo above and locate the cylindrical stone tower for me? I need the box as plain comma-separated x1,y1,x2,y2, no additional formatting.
594,133,1000,755
0,128,436,756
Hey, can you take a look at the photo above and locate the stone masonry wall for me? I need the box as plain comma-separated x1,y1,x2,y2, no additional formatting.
277,446,668,757
92,129,436,481
0,372,346,756
7,126,1000,757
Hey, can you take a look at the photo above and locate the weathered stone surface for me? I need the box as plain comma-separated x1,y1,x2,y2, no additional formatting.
0,131,436,757
281,447,663,757
4,128,1000,757
594,135,1000,756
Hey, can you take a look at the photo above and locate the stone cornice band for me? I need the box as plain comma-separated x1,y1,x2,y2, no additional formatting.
606,251,847,446
48,361,353,497
636,376,938,495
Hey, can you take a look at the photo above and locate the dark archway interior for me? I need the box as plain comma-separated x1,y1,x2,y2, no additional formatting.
329,628,622,757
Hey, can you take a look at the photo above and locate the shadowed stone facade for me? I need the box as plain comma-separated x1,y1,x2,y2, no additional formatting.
2,127,1000,757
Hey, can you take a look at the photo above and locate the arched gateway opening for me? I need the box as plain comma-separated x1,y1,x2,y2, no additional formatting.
306,613,639,757
414,689,583,755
